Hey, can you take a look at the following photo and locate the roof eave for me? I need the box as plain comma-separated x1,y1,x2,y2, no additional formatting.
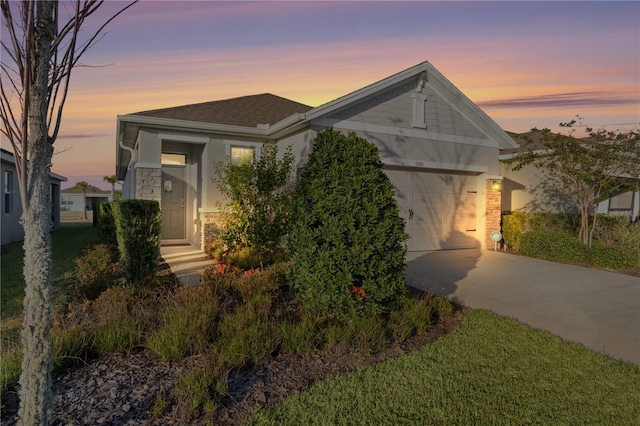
118,114,271,138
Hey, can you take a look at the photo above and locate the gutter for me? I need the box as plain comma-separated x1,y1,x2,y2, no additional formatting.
117,114,272,138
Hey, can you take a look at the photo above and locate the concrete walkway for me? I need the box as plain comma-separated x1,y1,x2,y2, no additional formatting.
160,244,214,286
406,249,640,366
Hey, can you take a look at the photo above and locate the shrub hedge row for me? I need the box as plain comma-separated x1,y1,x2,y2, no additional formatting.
502,212,640,269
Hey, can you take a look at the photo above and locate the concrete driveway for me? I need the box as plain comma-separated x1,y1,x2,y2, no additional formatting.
406,249,640,366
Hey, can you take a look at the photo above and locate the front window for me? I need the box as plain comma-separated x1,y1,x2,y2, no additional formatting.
161,153,186,166
230,146,254,165
4,170,12,214
609,191,633,210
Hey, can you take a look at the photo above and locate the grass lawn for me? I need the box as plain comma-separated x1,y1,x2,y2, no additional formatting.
252,310,640,425
1,223,98,340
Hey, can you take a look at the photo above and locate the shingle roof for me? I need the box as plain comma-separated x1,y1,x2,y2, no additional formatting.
131,93,313,128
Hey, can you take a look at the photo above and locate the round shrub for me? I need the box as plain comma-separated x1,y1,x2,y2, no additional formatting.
286,128,408,319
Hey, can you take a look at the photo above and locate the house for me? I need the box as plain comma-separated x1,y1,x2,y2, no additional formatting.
61,186,112,213
501,132,640,222
1,148,67,245
115,61,518,251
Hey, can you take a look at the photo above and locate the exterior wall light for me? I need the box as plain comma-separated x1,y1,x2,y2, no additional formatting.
491,179,502,192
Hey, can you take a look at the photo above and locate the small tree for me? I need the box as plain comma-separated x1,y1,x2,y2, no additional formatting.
103,174,118,199
0,1,137,423
287,128,408,319
505,119,640,246
72,180,95,219
214,144,295,263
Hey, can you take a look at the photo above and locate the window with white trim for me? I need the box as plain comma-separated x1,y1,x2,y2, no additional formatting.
609,191,633,210
230,146,255,165
161,153,186,166
4,170,12,214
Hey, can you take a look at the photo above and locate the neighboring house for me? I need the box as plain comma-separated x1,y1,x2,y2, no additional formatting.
116,61,517,251
501,132,640,222
1,148,67,245
60,186,112,212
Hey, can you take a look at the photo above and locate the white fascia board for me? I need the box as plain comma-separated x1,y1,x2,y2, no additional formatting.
315,118,499,149
117,115,269,138
382,156,488,174
118,113,307,142
1,150,66,181
499,149,552,160
267,113,306,134
50,172,67,182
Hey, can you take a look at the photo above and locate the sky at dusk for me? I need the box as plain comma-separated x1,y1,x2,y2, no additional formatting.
1,0,638,190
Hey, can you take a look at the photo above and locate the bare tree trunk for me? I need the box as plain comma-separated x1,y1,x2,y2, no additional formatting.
17,1,56,424
579,204,589,245
589,206,599,249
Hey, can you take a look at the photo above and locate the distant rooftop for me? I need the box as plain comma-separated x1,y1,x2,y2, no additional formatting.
61,185,110,194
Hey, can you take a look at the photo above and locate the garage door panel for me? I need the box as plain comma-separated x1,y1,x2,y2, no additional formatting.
385,169,479,251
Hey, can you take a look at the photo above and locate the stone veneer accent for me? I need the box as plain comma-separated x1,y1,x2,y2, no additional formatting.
135,167,161,203
485,179,502,249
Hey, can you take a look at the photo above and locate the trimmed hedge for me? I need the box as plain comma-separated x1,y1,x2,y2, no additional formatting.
97,202,118,247
519,229,587,264
502,211,580,251
503,212,640,269
112,200,162,283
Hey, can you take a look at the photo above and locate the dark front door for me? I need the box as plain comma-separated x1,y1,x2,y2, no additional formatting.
161,166,186,240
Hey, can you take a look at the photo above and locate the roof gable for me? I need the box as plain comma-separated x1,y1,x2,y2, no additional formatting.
132,93,312,128
304,61,517,149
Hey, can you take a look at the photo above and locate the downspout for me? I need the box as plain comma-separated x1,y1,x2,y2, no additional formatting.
119,138,136,163
118,138,137,200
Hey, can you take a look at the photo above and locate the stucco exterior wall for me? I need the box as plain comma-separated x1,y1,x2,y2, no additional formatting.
2,157,65,245
138,129,161,165
277,130,316,171
501,161,576,213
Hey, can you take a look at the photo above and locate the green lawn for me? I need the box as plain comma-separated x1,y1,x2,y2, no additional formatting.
252,310,640,425
1,223,98,339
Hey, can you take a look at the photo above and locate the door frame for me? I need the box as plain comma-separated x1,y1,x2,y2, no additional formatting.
160,156,188,244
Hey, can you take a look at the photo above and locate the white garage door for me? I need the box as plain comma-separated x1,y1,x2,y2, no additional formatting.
385,169,479,251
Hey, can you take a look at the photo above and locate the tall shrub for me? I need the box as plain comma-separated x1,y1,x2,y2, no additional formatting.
213,144,295,265
287,128,408,319
97,202,118,247
112,200,161,283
